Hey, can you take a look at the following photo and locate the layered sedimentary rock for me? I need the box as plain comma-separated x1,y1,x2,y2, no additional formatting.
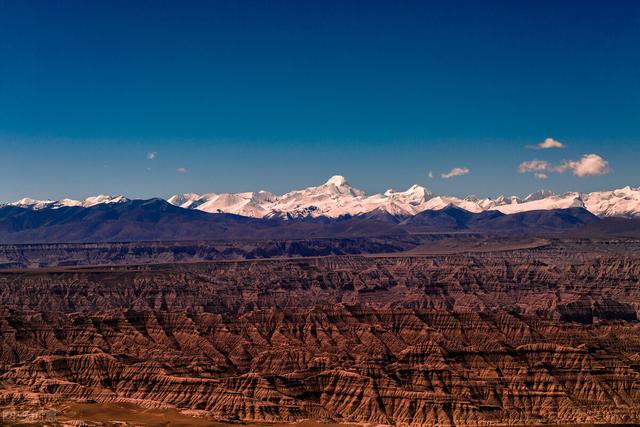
0,237,417,269
1,244,640,425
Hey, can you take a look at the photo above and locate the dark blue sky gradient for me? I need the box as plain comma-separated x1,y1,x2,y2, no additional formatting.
0,0,638,200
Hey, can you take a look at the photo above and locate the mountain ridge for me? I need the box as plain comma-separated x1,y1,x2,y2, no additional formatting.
0,199,602,244
4,175,640,219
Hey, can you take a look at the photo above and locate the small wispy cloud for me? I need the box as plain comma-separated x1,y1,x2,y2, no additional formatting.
527,137,566,150
176,167,188,173
441,167,470,179
518,159,552,173
427,170,433,179
518,153,610,178
147,151,157,160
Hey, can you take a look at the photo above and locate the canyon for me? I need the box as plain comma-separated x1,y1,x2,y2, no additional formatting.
1,239,640,425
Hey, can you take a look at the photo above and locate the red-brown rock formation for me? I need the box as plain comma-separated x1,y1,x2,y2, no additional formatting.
1,243,640,425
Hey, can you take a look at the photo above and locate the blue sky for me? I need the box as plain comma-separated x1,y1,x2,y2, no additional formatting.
0,0,638,200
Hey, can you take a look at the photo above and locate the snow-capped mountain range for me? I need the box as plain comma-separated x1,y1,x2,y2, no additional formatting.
5,176,640,219
6,195,129,210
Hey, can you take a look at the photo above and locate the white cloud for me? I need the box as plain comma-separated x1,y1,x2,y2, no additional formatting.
557,153,610,177
147,151,157,160
518,153,610,178
518,159,552,173
176,167,188,173
427,170,433,179
441,167,470,179
527,137,565,150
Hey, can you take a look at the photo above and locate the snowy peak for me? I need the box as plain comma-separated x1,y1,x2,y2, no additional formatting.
8,195,129,210
316,175,365,197
583,186,640,218
82,194,128,207
278,176,365,203
385,185,433,204
492,195,521,205
324,175,349,187
59,198,83,207
167,193,202,209
178,190,278,217
524,189,556,202
493,192,584,215
9,198,57,210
